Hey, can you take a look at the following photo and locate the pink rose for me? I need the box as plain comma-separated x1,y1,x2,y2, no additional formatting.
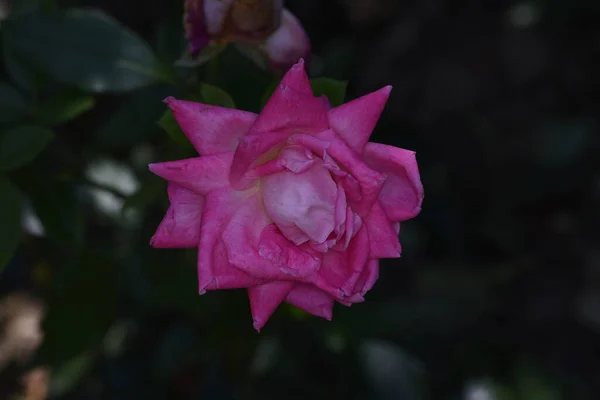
149,60,423,331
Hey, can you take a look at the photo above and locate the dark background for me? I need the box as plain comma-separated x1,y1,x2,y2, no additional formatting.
0,0,599,398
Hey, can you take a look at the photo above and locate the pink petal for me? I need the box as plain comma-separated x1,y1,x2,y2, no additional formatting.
257,224,321,279
165,97,257,156
250,60,328,134
229,130,290,190
148,153,233,195
354,259,379,297
184,0,210,56
221,194,321,280
197,188,266,293
315,227,370,300
151,183,204,248
248,281,294,331
364,202,402,258
261,164,337,244
289,131,386,217
262,9,311,74
328,86,392,153
363,143,424,222
285,284,334,320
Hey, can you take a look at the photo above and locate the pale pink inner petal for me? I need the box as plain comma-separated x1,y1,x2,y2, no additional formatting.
261,164,337,244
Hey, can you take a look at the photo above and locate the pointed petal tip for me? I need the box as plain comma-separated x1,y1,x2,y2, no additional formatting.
163,96,176,104
253,319,265,332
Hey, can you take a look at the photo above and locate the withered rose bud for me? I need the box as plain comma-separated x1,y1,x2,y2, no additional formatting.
183,0,309,74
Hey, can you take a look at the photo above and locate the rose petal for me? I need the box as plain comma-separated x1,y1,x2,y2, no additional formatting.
148,153,233,195
363,143,424,222
364,202,401,258
248,281,294,331
315,227,370,300
328,86,392,153
285,284,334,320
151,183,204,248
184,0,211,56
261,164,337,244
261,9,311,74
198,188,265,293
289,131,386,217
250,59,328,134
165,97,257,156
354,259,379,297
203,0,235,36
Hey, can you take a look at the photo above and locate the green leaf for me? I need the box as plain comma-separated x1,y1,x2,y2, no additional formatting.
3,9,164,92
28,179,84,247
95,85,171,150
41,250,118,364
0,82,29,123
0,176,22,272
34,90,95,126
200,83,235,108
0,126,54,171
310,78,348,107
157,110,193,148
49,353,94,397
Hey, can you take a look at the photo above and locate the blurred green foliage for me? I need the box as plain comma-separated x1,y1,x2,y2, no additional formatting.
0,0,598,399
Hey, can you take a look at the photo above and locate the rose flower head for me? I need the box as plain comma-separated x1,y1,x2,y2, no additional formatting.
150,60,424,331
183,0,309,73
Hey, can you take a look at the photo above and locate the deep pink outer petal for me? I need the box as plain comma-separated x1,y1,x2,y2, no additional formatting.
250,60,328,134
166,97,257,156
248,281,294,331
197,188,266,293
148,153,233,195
363,143,424,222
285,284,334,321
316,227,370,301
150,183,204,248
364,202,402,258
354,259,379,297
328,86,392,153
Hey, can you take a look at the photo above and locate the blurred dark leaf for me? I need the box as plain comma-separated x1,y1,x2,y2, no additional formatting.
155,322,198,381
95,85,171,150
310,78,348,107
28,179,84,247
1,33,39,93
359,340,427,400
34,89,95,126
41,250,118,364
122,174,166,216
49,352,94,397
4,9,164,92
200,83,236,108
0,81,29,122
157,109,193,148
0,125,53,171
0,176,21,272
10,0,57,17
